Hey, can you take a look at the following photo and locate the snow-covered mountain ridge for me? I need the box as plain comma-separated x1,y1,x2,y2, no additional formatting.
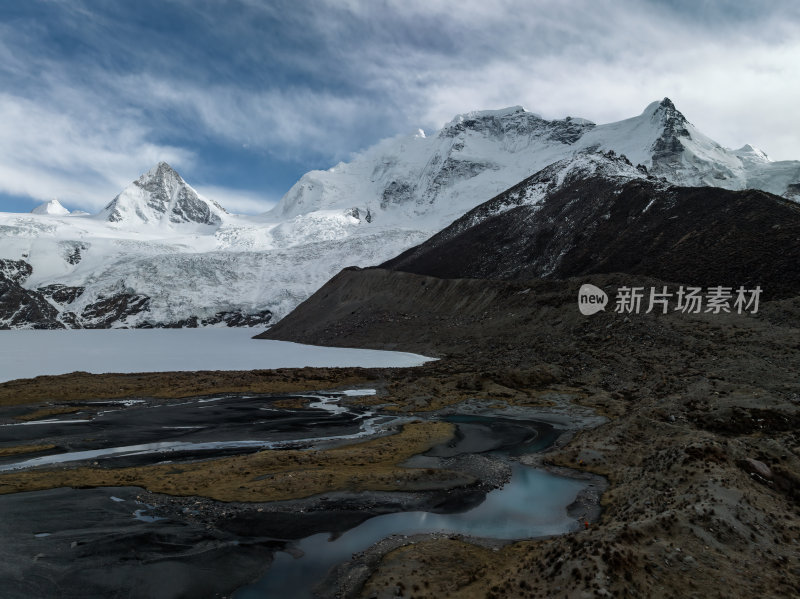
274,98,800,226
1,98,799,328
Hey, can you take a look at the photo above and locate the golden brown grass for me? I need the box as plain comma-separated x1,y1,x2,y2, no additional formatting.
0,367,377,407
0,444,57,458
0,421,469,502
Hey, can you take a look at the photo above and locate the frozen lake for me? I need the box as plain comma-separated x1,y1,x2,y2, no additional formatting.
0,329,434,383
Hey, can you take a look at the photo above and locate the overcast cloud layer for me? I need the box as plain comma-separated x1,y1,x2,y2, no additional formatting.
1,0,799,213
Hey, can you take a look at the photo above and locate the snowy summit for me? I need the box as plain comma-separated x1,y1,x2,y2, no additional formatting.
99,162,228,227
31,199,70,216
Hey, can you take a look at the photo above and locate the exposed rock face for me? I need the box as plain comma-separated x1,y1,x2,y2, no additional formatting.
37,284,85,305
79,293,153,328
100,162,227,226
438,106,595,146
0,260,64,329
383,154,800,300
0,260,32,285
143,309,272,328
60,241,89,265
649,98,692,169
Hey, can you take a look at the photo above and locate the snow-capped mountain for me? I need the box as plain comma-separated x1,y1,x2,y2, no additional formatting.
1,99,799,329
382,150,800,299
99,162,227,226
31,199,70,216
273,98,800,228
573,98,800,196
271,106,596,229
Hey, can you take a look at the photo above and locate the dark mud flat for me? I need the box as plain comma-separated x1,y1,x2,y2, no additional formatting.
0,396,599,599
0,486,278,599
0,392,378,471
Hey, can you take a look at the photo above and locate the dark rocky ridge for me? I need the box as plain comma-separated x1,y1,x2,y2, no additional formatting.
382,156,800,300
0,259,64,329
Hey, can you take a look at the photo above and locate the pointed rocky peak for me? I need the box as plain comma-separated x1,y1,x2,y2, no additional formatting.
100,162,227,227
31,199,70,216
138,161,184,188
658,97,677,112
642,97,689,133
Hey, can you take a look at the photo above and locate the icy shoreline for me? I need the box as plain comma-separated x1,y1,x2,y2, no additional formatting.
0,329,434,383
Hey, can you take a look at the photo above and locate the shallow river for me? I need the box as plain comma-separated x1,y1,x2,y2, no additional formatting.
0,391,595,598
236,463,587,598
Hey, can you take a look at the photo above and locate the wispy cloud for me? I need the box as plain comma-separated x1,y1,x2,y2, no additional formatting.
0,92,194,207
194,185,277,214
0,0,799,213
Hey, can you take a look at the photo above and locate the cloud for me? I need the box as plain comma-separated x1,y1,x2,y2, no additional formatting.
1,0,799,214
0,92,194,210
110,73,384,162
194,185,277,214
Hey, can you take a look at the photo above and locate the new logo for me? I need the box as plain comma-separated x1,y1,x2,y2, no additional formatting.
578,284,608,315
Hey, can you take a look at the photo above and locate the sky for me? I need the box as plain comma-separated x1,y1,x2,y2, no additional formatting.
1,0,799,215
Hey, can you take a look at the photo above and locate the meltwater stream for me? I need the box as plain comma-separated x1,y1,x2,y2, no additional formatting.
235,463,588,599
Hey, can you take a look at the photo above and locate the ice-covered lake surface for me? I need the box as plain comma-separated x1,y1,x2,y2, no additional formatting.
0,329,435,383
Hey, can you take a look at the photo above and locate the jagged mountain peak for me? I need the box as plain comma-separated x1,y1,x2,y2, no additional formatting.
735,143,771,164
650,97,690,137
141,161,182,182
100,163,227,227
656,96,678,112
641,97,683,118
273,97,799,227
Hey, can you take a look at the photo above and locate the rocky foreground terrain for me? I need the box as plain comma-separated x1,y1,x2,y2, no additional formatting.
1,267,798,597
261,270,800,598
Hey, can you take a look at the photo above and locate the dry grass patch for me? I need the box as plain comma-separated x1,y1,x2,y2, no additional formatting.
0,367,377,407
0,444,57,457
0,421,467,502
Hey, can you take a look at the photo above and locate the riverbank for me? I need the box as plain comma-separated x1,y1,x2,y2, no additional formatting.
258,272,800,598
0,368,603,598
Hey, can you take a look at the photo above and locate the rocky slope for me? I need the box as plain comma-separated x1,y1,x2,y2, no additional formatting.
0,260,63,329
382,152,800,300
260,272,800,599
